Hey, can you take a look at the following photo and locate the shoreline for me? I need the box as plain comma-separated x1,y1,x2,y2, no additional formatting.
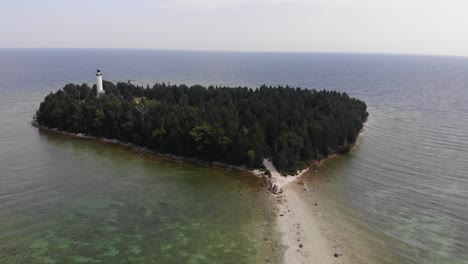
32,123,253,174
254,159,338,264
34,122,365,264
253,130,365,264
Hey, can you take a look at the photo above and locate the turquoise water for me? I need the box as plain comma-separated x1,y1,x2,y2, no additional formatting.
1,49,468,263
0,94,282,263
302,105,467,264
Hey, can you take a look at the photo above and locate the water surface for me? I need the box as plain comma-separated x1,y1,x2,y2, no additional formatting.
0,88,281,263
1,49,467,263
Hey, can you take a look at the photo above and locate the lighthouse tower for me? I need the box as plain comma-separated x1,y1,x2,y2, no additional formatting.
96,68,104,96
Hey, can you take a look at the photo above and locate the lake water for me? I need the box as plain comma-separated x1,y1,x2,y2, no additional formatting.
0,49,467,263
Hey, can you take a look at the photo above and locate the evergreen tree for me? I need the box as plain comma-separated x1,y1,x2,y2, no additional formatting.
36,82,368,174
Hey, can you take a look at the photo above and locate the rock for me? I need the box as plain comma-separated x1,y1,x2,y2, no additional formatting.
314,203,318,206
334,253,341,258
299,244,303,248
279,214,284,216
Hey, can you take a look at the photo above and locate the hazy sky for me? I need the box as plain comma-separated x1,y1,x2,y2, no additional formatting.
2,0,468,56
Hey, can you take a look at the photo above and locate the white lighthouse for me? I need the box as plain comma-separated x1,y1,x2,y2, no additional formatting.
96,68,104,96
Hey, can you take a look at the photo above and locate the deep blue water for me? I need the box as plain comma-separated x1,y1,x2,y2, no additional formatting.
1,49,467,263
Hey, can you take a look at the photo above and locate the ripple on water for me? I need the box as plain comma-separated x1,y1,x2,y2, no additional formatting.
327,106,468,263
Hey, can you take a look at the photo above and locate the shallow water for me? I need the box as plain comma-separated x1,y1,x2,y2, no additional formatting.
301,105,468,263
0,90,282,263
1,49,467,263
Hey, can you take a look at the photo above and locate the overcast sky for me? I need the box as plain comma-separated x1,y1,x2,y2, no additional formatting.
2,0,468,56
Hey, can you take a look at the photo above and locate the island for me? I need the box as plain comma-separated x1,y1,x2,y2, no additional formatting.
34,80,369,263
34,81,368,175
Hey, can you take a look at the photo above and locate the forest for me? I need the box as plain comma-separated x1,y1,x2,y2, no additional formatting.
35,81,368,174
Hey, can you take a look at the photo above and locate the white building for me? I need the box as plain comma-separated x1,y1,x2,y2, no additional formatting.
96,68,104,96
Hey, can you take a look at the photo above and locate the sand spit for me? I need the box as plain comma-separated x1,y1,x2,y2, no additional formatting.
254,159,346,264
34,122,364,264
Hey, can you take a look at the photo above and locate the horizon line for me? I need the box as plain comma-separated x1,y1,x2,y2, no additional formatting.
0,47,467,59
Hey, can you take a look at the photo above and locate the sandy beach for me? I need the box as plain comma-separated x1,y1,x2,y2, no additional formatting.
37,123,367,263
259,160,337,264
256,132,370,264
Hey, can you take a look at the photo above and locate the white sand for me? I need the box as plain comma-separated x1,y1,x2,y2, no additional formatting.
258,159,337,264
262,159,308,189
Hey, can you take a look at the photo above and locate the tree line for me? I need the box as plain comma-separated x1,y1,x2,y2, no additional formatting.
36,81,368,174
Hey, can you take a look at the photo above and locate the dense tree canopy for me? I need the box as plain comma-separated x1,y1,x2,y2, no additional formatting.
36,81,368,174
